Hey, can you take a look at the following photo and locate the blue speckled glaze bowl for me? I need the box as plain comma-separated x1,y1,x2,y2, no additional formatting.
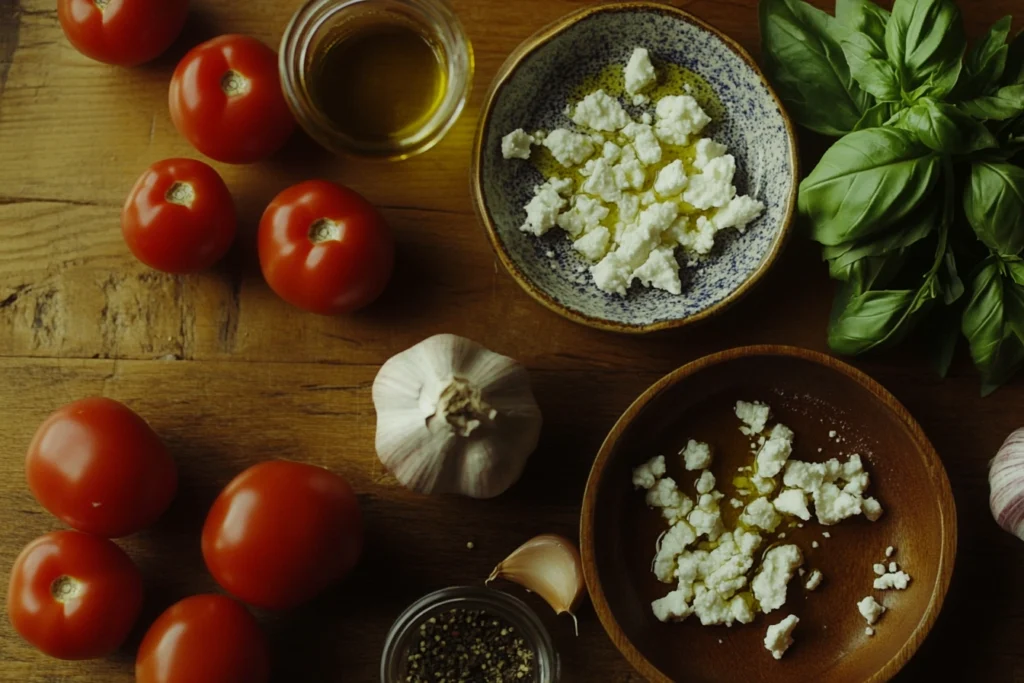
471,2,798,333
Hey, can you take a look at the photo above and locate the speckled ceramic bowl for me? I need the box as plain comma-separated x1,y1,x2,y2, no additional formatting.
471,3,798,333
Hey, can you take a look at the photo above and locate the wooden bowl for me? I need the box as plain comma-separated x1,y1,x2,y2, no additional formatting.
580,346,956,682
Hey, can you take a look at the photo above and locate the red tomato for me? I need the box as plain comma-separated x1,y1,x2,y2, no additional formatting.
169,35,295,164
202,461,363,609
58,0,188,67
136,594,269,683
258,180,394,315
122,158,236,273
26,397,177,538
7,531,143,659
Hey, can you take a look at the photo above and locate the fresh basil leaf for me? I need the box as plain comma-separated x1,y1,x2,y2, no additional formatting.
959,16,1013,97
800,127,940,246
854,101,893,130
893,98,998,154
759,0,872,137
939,248,965,304
828,274,941,355
823,201,936,276
959,84,1024,121
835,0,889,40
1003,31,1024,86
885,0,966,101
962,261,1024,394
964,162,1024,257
842,32,903,101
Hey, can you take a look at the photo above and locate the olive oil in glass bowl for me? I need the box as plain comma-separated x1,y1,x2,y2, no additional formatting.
280,0,473,159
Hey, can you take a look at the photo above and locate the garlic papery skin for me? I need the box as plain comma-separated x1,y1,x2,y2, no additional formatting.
487,534,585,634
372,334,542,498
991,427,1024,541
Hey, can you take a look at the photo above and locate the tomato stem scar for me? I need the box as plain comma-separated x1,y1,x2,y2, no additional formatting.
221,70,250,97
51,576,83,603
94,0,110,9
166,182,195,208
308,218,342,244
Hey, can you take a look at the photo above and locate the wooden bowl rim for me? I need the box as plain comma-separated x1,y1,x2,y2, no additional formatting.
469,1,800,334
579,345,957,682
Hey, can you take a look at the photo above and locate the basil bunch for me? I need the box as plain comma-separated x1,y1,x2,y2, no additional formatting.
761,0,1024,394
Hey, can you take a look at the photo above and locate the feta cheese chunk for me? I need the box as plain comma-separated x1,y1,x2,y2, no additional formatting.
813,482,862,525
681,439,712,471
653,520,698,582
885,546,895,558
863,496,884,521
590,251,631,295
654,94,711,145
520,178,570,236
572,89,630,131
773,488,811,521
621,123,662,166
857,596,885,624
580,158,622,203
543,128,595,167
695,470,716,495
739,497,782,532
683,155,737,210
763,615,799,660
693,137,728,170
557,195,610,238
624,47,656,95
501,128,534,159
652,588,693,622
654,160,688,197
735,400,771,435
752,544,803,613
631,455,667,489
712,195,764,231
805,569,823,591
873,563,886,576
677,216,717,256
573,226,611,262
646,477,683,509
874,571,912,591
630,246,681,294
756,423,795,478
688,495,724,541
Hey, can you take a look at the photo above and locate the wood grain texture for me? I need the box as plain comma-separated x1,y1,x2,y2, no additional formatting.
0,1,1022,682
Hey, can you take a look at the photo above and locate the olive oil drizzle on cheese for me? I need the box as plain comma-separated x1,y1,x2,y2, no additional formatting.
312,23,447,143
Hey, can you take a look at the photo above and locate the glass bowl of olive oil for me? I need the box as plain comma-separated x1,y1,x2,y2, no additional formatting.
280,0,473,159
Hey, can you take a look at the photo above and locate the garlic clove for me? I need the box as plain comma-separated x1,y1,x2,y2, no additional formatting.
487,534,585,634
990,427,1024,541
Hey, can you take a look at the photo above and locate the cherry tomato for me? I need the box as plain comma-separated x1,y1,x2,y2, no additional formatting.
169,35,295,164
258,180,394,315
202,461,363,610
7,531,143,659
58,0,188,67
26,397,177,538
136,594,270,683
122,158,236,273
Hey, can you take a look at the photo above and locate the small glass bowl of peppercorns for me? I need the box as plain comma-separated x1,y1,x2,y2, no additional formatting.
380,586,559,682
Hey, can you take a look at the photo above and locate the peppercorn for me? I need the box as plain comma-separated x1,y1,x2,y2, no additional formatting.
404,608,535,682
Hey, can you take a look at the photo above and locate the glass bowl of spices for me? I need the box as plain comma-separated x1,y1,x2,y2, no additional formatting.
279,0,473,159
380,586,560,682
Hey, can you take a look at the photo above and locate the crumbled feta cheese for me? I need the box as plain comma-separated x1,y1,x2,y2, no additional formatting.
557,195,610,238
682,155,737,210
692,584,754,626
580,158,622,202
822,531,832,539
631,455,666,489
756,423,794,478
763,615,799,660
572,89,630,131
590,251,631,295
654,160,688,196
693,137,728,170
612,146,647,191
874,571,911,591
661,496,695,524
751,474,777,497
873,563,886,576
542,128,595,167
654,94,711,145
783,460,830,492
828,430,837,438
630,246,681,294
501,128,534,159
653,520,698,582
681,440,712,471
520,178,570,236
865,627,875,636
862,497,884,521
889,562,898,573
729,498,744,509
811,541,819,549
735,400,771,435
885,546,895,558
622,122,662,166
739,497,782,532
712,195,764,231
573,226,611,262
814,483,862,525
696,470,716,495
624,47,656,95
652,588,693,622
646,477,683,509
857,596,885,625
773,488,811,521
676,216,717,256
688,495,724,541
640,111,653,125
601,141,622,161
752,545,803,613
805,569,823,591
616,194,640,225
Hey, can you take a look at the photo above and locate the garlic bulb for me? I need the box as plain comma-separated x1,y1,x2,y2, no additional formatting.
487,534,585,634
372,334,542,498
991,427,1024,541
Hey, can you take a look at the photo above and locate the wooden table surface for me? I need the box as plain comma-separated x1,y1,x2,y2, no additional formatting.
1,0,1022,681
